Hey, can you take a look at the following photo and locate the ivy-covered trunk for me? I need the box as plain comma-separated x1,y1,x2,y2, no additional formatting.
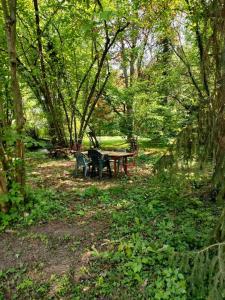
211,0,225,203
1,0,25,202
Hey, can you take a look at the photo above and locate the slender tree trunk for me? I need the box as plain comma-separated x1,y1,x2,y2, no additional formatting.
32,0,67,146
58,88,73,146
77,21,129,145
121,40,129,88
78,42,110,142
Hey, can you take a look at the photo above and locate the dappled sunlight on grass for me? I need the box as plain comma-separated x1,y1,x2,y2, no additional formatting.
26,151,154,193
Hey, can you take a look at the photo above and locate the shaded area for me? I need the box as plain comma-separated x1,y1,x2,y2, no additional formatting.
0,150,218,299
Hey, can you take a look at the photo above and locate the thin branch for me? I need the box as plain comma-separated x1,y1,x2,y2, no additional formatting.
83,71,111,133
170,41,205,101
196,242,225,254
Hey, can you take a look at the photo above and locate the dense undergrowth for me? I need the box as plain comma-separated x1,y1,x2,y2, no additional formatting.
72,174,219,299
0,152,222,299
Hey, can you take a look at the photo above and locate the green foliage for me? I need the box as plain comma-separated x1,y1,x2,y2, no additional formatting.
17,278,34,291
0,182,24,228
69,173,218,299
78,186,101,199
0,267,50,299
151,268,186,300
1,0,225,298
0,150,222,299
0,187,71,231
180,242,225,300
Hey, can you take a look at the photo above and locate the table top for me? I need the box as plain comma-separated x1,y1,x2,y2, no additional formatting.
100,151,134,158
83,150,134,158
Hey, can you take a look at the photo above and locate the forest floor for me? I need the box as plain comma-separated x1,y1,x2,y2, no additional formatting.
0,150,220,299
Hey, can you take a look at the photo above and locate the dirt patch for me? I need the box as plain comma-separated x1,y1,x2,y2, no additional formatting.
0,232,47,270
0,218,109,281
1,156,116,283
31,219,109,240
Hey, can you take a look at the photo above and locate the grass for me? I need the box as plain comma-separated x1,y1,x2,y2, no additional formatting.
0,145,221,299
82,136,166,151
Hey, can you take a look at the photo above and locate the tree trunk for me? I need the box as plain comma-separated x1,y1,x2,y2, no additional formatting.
1,0,25,196
211,0,225,202
32,0,67,147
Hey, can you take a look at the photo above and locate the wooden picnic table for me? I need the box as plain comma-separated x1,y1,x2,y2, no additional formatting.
101,151,134,175
83,150,135,176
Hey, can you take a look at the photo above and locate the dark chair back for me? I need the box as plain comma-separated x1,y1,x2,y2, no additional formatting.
88,149,102,166
88,149,112,178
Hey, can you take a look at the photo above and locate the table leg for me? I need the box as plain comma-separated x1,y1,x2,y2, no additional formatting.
114,159,117,176
123,157,128,175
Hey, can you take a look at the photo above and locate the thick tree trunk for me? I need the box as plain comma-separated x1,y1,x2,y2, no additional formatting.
0,173,7,194
0,172,8,212
1,0,25,196
211,1,225,203
210,0,225,244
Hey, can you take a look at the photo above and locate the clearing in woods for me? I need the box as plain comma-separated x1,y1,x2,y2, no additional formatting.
0,151,218,299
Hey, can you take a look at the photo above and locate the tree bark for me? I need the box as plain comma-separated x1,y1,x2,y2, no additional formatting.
1,0,25,196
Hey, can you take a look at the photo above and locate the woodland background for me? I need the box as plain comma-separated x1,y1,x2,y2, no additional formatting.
1,0,225,299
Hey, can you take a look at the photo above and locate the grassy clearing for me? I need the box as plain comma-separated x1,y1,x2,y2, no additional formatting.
83,136,128,150
82,136,166,151
0,148,219,299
